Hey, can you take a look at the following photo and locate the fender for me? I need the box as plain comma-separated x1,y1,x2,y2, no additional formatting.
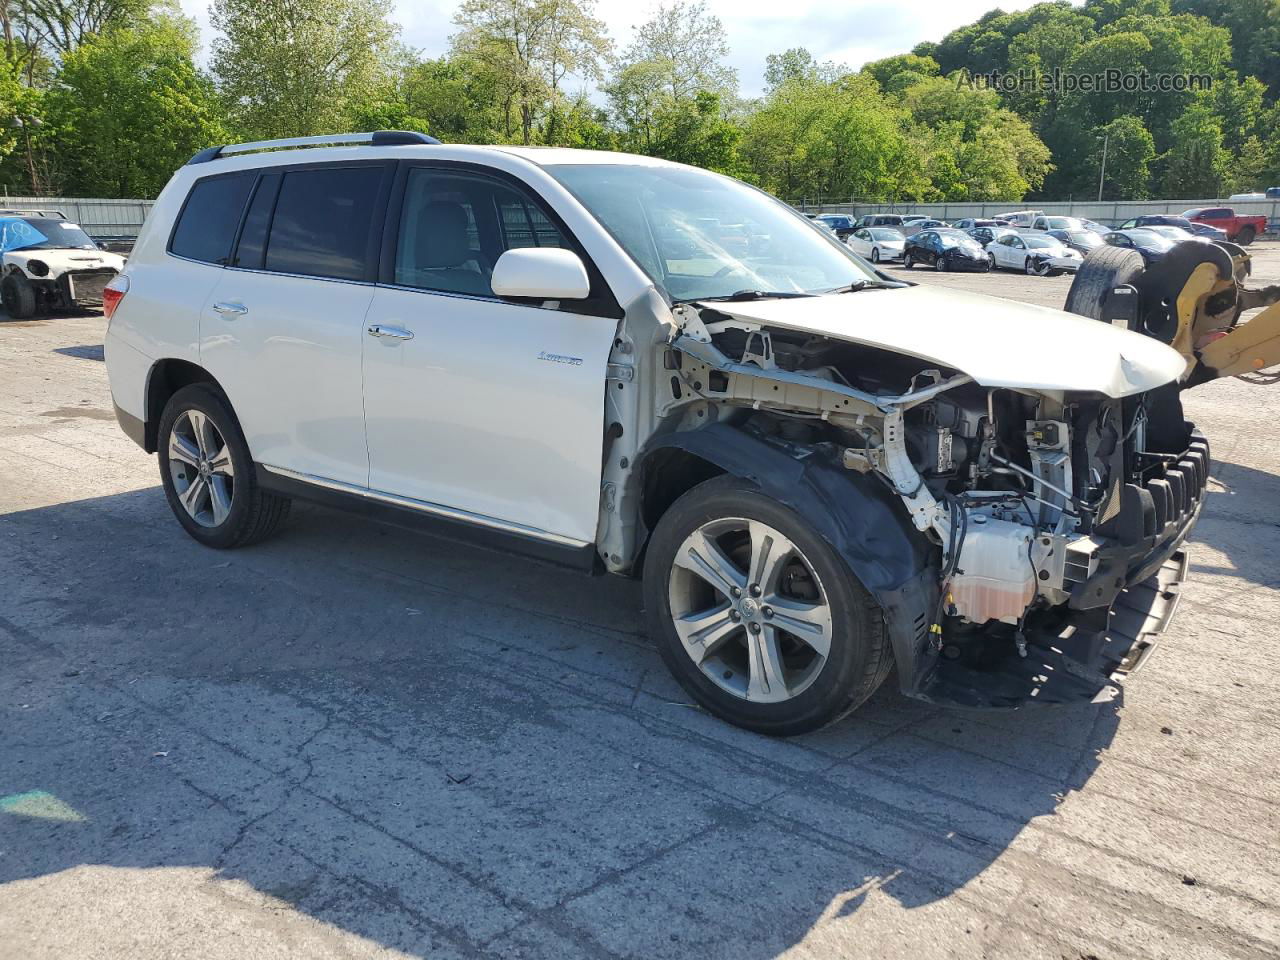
641,423,939,696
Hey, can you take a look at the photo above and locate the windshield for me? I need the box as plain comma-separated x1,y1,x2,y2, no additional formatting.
1023,235,1059,249
0,217,97,252
1070,231,1102,245
545,164,878,301
869,228,903,241
1180,209,1204,219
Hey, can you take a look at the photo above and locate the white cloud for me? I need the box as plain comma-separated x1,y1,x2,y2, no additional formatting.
178,0,1057,95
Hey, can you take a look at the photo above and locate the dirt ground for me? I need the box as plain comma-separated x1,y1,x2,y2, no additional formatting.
2,244,1279,959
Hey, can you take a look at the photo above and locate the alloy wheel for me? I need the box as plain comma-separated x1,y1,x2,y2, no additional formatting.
667,517,832,704
167,409,235,527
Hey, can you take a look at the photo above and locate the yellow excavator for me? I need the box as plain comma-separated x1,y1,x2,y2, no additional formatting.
1065,238,1280,386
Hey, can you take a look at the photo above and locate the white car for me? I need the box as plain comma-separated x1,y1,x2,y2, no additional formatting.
986,232,1083,275
104,131,1205,735
846,226,906,263
0,211,125,317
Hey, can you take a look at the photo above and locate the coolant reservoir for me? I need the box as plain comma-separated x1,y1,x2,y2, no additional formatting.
948,516,1036,625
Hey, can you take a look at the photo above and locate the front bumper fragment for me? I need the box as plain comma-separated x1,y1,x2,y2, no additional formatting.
916,549,1189,708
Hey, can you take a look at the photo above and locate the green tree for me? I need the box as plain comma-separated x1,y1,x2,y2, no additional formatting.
45,16,226,196
1092,115,1156,199
210,0,403,140
451,0,611,144
860,52,940,95
1160,101,1230,195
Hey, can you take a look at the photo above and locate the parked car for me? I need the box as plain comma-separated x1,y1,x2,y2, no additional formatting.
1180,207,1266,245
0,210,125,318
857,214,907,229
902,217,949,237
1267,187,1280,199
813,214,857,240
994,209,1045,228
1045,228,1104,257
1030,215,1089,233
986,232,1083,275
1080,219,1110,235
1229,193,1267,202
1103,228,1176,264
952,218,1002,230
103,130,1203,734
846,226,906,263
966,225,1015,246
903,228,989,271
1115,214,1227,241
1144,225,1196,243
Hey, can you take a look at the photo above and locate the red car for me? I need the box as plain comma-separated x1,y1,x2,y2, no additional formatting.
1180,207,1266,245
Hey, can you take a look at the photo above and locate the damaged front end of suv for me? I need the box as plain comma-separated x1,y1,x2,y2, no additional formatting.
608,284,1205,711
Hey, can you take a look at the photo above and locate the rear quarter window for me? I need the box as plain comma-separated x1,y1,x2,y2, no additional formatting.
169,174,255,264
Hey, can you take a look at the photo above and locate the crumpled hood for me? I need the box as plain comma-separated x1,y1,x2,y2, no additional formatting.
5,248,124,277
702,283,1186,398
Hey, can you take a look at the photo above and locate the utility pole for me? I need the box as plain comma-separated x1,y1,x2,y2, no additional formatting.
1097,132,1109,203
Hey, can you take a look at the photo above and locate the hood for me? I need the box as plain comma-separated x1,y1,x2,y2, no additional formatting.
5,248,124,276
702,284,1186,398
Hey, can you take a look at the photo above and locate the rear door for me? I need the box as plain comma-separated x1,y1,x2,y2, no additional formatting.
201,162,393,487
360,163,621,545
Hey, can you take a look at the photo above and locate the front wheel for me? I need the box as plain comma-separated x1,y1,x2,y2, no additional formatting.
1,273,36,318
935,254,948,272
1024,257,1038,275
870,248,881,263
903,253,914,269
643,476,890,736
158,384,291,548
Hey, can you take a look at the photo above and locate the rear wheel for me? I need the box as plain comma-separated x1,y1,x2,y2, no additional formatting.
1236,225,1256,245
643,476,890,736
1,273,36,318
158,384,291,549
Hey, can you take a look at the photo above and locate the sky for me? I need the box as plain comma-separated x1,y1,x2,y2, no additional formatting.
177,0,1052,97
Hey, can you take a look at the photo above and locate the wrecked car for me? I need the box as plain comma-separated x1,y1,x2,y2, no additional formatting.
0,209,125,318
105,133,1206,735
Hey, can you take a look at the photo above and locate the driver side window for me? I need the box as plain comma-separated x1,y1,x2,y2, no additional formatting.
394,169,569,298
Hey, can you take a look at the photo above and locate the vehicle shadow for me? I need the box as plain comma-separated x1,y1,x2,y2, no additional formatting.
1,486,1127,957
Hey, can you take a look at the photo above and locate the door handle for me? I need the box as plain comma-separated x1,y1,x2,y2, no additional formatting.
212,301,248,317
367,323,414,341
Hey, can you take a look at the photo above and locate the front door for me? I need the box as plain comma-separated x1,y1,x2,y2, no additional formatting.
361,165,620,545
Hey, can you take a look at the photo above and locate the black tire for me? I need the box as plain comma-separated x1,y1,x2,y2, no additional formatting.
935,254,948,272
157,384,291,548
643,475,891,736
903,253,914,269
987,253,996,271
870,248,880,263
1064,245,1146,323
1024,257,1037,276
2,273,36,319
1236,225,1256,245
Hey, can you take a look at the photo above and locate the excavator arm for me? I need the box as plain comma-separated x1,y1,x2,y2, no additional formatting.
1065,238,1280,387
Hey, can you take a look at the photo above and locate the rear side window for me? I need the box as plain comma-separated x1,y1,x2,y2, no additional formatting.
170,174,255,264
264,166,384,281
231,173,280,270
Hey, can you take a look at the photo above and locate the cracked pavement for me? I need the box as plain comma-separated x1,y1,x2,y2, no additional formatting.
2,249,1280,959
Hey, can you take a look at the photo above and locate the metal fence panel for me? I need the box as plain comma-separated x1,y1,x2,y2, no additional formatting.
0,196,155,238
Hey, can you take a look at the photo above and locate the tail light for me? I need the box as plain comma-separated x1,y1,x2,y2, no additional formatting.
102,274,129,321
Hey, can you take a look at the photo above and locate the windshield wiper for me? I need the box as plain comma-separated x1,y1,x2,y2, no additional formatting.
692,289,815,304
821,280,891,294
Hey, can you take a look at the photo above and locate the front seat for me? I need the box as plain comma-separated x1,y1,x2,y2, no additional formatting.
410,201,491,296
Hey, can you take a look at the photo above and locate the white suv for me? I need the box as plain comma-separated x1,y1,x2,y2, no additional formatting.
106,132,1208,735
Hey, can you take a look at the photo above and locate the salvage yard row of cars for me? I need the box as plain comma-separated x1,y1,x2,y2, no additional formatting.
813,205,1270,278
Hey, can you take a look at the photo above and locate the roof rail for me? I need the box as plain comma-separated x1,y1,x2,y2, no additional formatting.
186,130,441,165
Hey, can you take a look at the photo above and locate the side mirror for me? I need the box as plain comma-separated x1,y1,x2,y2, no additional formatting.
491,247,590,301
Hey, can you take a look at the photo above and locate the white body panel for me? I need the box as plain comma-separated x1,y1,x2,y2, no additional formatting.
5,248,125,279
200,269,373,487
702,284,1185,397
361,287,617,544
846,231,905,261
